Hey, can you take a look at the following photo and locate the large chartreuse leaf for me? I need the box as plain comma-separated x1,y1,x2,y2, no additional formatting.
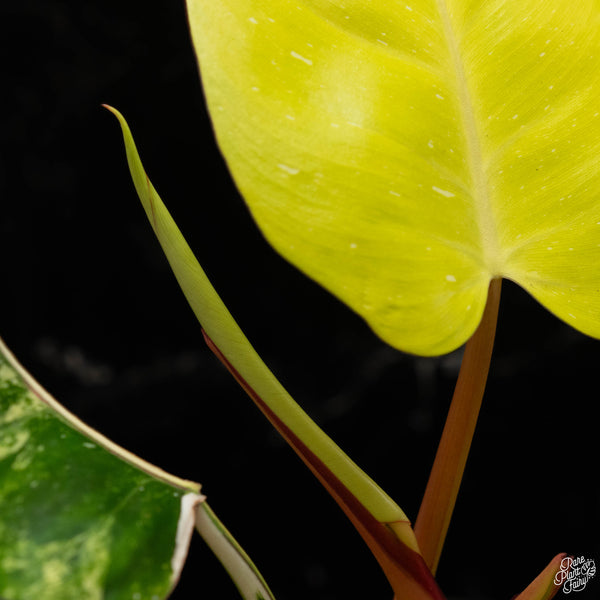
186,0,600,355
0,338,275,600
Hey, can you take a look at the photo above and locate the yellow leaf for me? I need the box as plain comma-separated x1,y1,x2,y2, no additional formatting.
186,0,600,355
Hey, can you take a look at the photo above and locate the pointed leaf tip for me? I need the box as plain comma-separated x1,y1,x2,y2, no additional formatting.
513,553,568,600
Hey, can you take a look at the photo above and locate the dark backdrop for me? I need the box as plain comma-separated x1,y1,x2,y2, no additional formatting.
1,2,598,599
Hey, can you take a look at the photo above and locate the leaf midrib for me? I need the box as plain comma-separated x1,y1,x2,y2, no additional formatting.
436,0,501,275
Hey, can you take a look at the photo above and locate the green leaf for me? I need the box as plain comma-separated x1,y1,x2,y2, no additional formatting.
0,338,201,599
0,337,272,600
186,0,600,355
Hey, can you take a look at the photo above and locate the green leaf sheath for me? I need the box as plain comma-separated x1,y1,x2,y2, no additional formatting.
104,106,413,533
186,0,600,355
0,338,202,600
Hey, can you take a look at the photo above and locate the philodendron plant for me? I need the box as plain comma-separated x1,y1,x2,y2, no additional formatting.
1,0,599,598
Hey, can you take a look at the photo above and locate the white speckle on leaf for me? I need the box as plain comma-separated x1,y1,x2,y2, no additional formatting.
432,186,455,198
539,51,546,57
377,39,388,46
285,114,295,120
251,86,260,92
277,164,300,175
30,480,39,489
349,242,358,249
83,442,96,449
446,274,457,282
291,51,313,65
389,190,401,197
330,122,340,127
512,114,519,120
435,94,445,100
427,140,434,148
248,17,258,24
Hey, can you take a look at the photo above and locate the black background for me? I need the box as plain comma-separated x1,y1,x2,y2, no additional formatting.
1,1,598,599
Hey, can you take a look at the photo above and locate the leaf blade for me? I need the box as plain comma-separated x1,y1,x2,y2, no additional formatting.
0,338,201,600
186,0,600,353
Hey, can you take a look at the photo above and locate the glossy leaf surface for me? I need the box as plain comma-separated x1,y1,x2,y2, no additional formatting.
0,338,277,600
0,338,203,599
187,0,600,355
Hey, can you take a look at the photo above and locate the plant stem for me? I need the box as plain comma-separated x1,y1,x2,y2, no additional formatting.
414,277,502,574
